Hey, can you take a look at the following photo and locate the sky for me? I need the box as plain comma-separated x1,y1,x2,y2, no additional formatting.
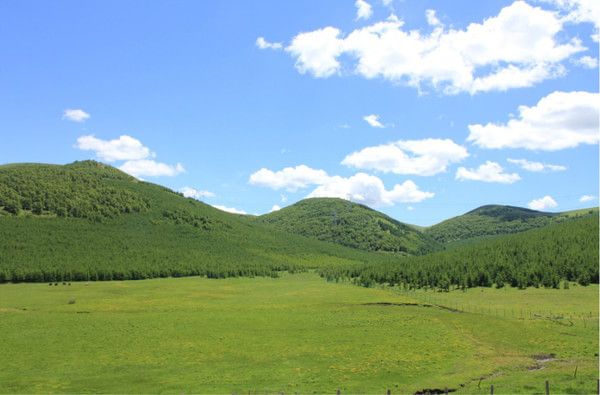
0,0,598,225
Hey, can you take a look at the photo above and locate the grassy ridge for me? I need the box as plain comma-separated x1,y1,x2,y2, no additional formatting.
426,204,598,244
0,162,397,282
319,215,599,290
256,197,439,254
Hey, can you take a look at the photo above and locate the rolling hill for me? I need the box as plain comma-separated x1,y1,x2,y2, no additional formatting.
256,197,440,255
0,161,398,282
425,204,598,244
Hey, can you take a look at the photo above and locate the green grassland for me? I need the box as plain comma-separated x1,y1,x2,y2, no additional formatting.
0,273,597,394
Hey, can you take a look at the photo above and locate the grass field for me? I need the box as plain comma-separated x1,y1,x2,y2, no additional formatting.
0,273,597,394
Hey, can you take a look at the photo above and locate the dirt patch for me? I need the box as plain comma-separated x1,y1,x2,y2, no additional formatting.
528,353,555,371
532,353,556,362
362,302,462,313
363,302,432,308
76,311,91,314
414,388,456,394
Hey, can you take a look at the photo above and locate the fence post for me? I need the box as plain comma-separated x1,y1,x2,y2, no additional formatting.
386,389,391,395
545,380,549,395
336,389,340,395
490,384,494,395
444,387,448,395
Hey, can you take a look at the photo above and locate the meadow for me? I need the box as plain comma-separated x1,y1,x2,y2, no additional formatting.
0,272,597,394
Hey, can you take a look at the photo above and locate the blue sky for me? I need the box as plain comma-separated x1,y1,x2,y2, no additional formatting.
0,0,598,225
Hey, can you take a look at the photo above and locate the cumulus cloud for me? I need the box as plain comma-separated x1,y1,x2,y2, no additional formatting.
507,158,566,172
76,135,153,162
180,187,215,200
574,55,598,68
307,173,434,206
425,9,441,27
256,37,283,50
270,204,282,212
545,0,600,41
342,138,468,176
528,195,558,210
76,134,184,178
281,1,584,94
468,91,599,150
249,165,433,207
355,0,373,20
363,114,384,128
249,165,330,192
63,109,90,122
212,205,247,215
119,160,184,178
579,194,596,202
286,27,343,78
455,161,521,184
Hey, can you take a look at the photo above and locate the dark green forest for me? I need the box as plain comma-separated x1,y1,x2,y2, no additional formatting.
256,197,439,254
0,162,396,282
319,215,599,290
0,161,598,289
425,204,595,244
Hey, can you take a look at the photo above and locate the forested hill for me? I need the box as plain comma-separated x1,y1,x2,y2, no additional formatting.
425,204,598,244
0,161,398,282
256,198,440,255
320,213,599,290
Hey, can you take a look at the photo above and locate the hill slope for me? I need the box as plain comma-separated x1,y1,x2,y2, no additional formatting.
320,214,599,289
256,198,439,255
0,161,397,282
426,204,598,244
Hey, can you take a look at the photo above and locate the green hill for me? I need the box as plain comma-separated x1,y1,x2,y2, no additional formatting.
320,213,599,290
426,204,598,244
0,161,397,282
256,198,439,255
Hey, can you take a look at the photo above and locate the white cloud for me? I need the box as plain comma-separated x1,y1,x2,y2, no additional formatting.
545,0,600,41
307,173,434,206
579,194,596,202
76,134,184,178
280,1,584,94
212,205,247,215
286,27,344,78
249,165,434,207
180,186,215,200
270,204,282,212
455,161,521,184
356,0,373,20
425,9,441,27
249,165,330,192
382,0,393,6
528,195,558,210
342,138,468,176
507,158,567,172
256,37,283,50
574,55,598,68
468,91,599,150
63,109,90,122
119,160,184,178
363,114,384,128
76,135,153,162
